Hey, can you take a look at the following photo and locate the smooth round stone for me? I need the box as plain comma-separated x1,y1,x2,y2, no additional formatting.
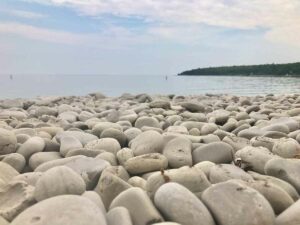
209,164,253,184
0,162,19,189
85,138,121,155
55,131,98,146
34,166,86,201
124,153,168,175
242,179,294,214
250,136,276,150
57,111,78,122
91,122,122,137
128,176,147,190
0,153,26,172
201,123,218,135
166,126,189,135
65,148,104,157
263,131,288,139
12,172,43,187
180,102,205,113
100,128,127,147
202,180,275,225
189,128,200,136
238,128,265,139
222,135,250,152
110,187,163,225
124,128,142,142
107,207,133,225
134,116,160,129
146,167,211,199
154,183,215,225
43,139,60,152
272,138,300,158
10,195,107,225
235,146,276,174
60,136,83,156
102,166,130,181
16,134,30,144
275,199,300,225
17,137,45,161
261,124,290,133
28,152,62,170
0,128,17,155
130,131,164,156
94,171,132,209
116,148,134,165
193,160,215,175
78,111,94,122
81,191,106,215
265,158,300,192
248,171,299,201
96,152,118,166
192,142,234,164
162,137,192,168
0,181,35,221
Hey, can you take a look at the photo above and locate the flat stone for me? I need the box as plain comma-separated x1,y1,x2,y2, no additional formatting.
0,153,25,172
28,152,62,170
265,158,300,192
34,166,86,201
162,137,192,168
110,187,163,225
275,199,300,225
0,162,19,189
17,137,45,161
124,153,168,175
209,164,253,184
0,181,35,221
0,128,17,155
154,183,215,225
130,131,164,156
146,167,211,199
107,207,133,225
116,148,134,165
192,142,234,164
272,138,300,158
85,138,121,155
202,180,275,225
12,172,43,187
55,131,98,146
10,195,107,225
135,116,160,129
60,136,83,156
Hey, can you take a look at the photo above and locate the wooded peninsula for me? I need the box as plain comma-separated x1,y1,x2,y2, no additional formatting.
179,62,300,76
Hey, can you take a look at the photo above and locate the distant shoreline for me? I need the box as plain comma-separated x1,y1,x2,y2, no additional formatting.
179,62,300,76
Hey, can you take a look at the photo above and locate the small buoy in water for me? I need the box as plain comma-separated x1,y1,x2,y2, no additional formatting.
10,74,13,80
165,75,168,80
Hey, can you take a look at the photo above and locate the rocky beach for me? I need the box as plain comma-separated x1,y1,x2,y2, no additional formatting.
1,92,300,225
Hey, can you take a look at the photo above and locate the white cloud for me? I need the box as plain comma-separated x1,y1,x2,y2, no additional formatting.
14,0,300,47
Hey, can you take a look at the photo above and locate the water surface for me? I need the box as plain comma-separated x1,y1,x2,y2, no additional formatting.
0,74,300,98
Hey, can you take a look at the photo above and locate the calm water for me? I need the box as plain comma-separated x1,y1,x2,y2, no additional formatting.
1,74,300,99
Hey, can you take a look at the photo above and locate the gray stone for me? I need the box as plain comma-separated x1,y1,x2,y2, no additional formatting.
154,183,215,225
146,167,211,199
10,195,107,225
128,176,147,190
124,128,142,142
272,138,300,158
0,153,25,172
222,135,250,152
275,199,300,225
162,137,192,168
265,158,300,192
17,137,45,161
0,181,35,221
130,131,164,156
107,207,133,225
0,128,17,155
202,180,275,225
0,162,19,189
235,146,277,174
201,123,218,135
110,187,163,225
92,122,123,137
193,161,215,177
192,142,234,164
85,138,121,155
135,116,160,129
55,131,98,146
60,136,83,156
34,166,86,201
125,153,168,175
100,128,127,147
116,148,134,165
65,148,104,157
12,172,43,187
180,102,205,113
209,164,253,184
29,152,62,170
82,191,106,215
96,152,118,166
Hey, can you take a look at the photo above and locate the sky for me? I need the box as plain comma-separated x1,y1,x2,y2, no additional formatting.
0,0,300,75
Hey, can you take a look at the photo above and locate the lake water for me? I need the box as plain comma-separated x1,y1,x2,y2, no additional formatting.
1,74,300,99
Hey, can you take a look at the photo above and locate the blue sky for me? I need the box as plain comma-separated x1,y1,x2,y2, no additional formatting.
1,0,300,75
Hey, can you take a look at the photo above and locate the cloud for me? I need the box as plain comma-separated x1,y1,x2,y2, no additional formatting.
21,0,300,47
0,9,47,19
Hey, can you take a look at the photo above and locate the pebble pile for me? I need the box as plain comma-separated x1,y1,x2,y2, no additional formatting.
1,92,300,225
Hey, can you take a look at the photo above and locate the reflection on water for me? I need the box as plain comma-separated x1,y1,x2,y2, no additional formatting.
0,74,300,98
